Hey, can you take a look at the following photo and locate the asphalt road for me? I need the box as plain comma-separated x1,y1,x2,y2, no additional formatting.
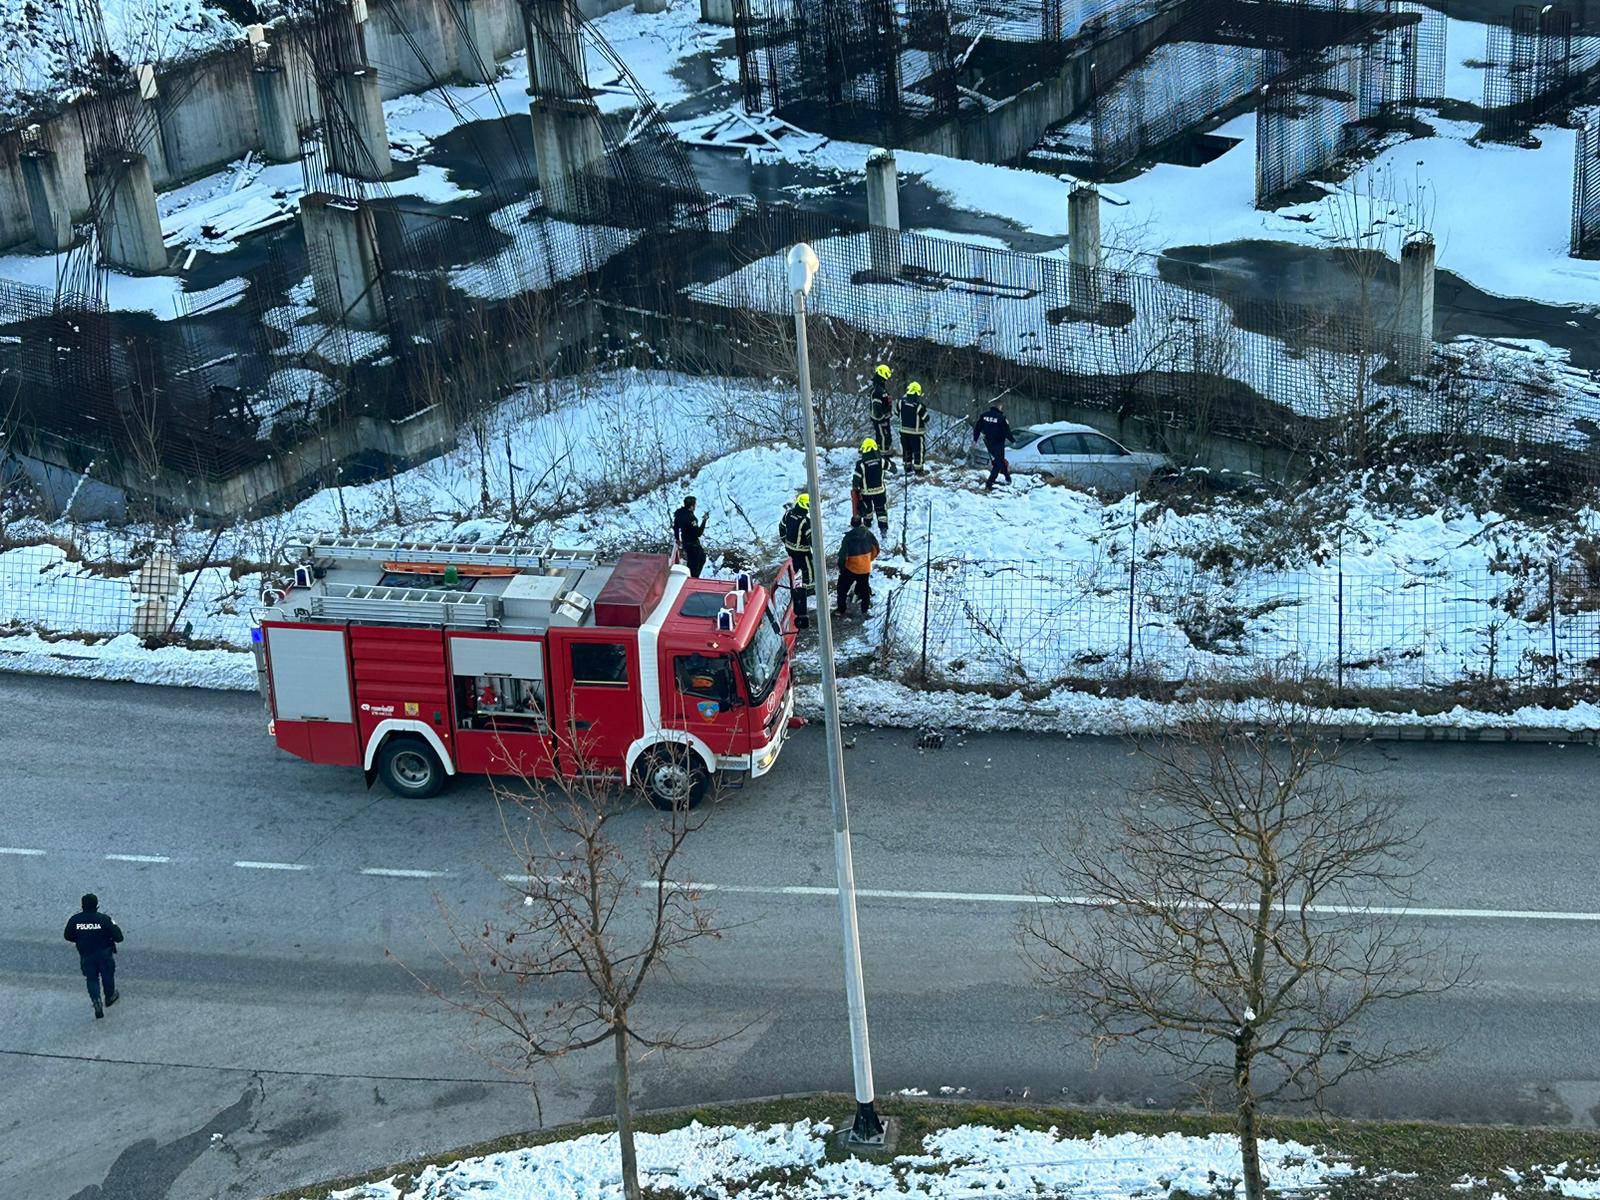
3,675,1600,1200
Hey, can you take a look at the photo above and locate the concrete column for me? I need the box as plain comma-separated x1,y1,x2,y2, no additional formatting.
699,0,736,22
1398,231,1436,373
90,154,167,274
326,67,394,181
525,0,589,100
454,0,499,83
1068,182,1101,313
126,64,177,185
865,147,901,280
20,145,74,252
253,46,303,162
300,192,388,329
530,96,606,217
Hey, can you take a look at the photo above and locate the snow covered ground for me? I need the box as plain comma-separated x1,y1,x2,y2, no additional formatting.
5,370,1600,731
313,1119,1358,1200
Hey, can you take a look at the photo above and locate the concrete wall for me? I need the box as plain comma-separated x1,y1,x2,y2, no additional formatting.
0,0,630,250
155,49,266,183
906,4,1189,164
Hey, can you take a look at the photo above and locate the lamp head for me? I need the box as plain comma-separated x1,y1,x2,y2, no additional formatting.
786,243,820,298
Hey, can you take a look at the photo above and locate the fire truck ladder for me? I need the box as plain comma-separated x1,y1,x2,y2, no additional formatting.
309,582,500,627
290,535,600,572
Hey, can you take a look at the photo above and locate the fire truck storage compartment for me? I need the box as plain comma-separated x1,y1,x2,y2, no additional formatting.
450,634,548,730
265,625,359,764
593,553,669,628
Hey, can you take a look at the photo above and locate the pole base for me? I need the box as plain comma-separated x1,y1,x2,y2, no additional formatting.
846,1101,885,1147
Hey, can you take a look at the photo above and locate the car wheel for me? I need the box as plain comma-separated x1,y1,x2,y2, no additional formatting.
377,735,447,799
638,745,710,812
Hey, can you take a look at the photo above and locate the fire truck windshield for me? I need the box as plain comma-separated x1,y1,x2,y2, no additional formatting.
738,607,786,704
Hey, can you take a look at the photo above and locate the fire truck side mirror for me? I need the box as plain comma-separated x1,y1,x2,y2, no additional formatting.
261,587,283,607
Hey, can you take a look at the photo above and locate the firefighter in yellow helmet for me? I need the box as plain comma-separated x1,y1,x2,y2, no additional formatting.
869,363,896,458
851,435,890,537
900,380,929,474
778,491,814,629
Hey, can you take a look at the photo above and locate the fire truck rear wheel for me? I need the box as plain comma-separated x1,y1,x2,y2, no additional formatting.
638,746,710,812
377,735,447,799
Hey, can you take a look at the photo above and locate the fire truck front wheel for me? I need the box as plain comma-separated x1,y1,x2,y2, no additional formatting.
637,745,710,812
376,735,448,799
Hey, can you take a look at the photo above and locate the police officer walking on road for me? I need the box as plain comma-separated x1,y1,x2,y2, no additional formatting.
870,364,896,458
851,437,891,537
974,398,1014,490
900,381,929,474
64,893,123,1019
672,494,708,578
779,491,815,630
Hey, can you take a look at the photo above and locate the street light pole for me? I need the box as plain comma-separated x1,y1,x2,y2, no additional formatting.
786,243,884,1147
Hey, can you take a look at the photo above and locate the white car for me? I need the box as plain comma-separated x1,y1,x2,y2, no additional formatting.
985,421,1171,493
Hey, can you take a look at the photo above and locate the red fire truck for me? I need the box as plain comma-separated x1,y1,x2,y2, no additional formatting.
253,536,798,806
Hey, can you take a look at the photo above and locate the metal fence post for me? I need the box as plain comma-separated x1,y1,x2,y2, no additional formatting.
1126,494,1137,680
1336,553,1344,693
919,506,932,684
1550,561,1560,690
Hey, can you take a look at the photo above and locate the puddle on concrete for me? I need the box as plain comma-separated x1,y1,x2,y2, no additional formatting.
1162,239,1600,368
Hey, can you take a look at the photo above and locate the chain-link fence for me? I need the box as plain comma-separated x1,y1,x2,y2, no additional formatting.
882,554,1600,693
0,544,256,648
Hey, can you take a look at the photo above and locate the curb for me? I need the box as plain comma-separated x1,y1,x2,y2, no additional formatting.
1332,725,1600,745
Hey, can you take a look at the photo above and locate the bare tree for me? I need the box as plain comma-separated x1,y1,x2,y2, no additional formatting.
413,758,726,1200
1020,697,1469,1200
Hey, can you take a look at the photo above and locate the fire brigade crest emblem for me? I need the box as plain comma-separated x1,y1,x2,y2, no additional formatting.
404,702,419,716
697,700,720,721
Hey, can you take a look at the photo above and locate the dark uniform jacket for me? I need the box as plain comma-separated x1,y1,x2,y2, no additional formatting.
852,450,888,496
870,381,893,427
779,505,812,554
672,505,705,550
974,406,1012,452
899,396,928,436
64,909,124,959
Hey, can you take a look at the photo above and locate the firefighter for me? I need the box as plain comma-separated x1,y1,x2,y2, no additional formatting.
851,436,890,537
869,364,896,457
835,515,880,617
63,892,124,1019
900,381,929,474
778,491,815,630
973,397,1014,490
672,494,708,578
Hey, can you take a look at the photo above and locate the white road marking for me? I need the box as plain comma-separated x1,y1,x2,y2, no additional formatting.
104,854,171,864
660,881,1600,923
361,867,448,879
0,847,45,856
234,861,309,871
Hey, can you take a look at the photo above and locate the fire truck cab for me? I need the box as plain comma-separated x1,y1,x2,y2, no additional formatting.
253,536,797,807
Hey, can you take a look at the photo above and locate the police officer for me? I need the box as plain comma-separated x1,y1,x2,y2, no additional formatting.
851,437,890,537
869,364,896,457
672,495,708,578
900,381,929,474
778,491,815,630
835,515,880,618
973,398,1013,490
63,892,124,1019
